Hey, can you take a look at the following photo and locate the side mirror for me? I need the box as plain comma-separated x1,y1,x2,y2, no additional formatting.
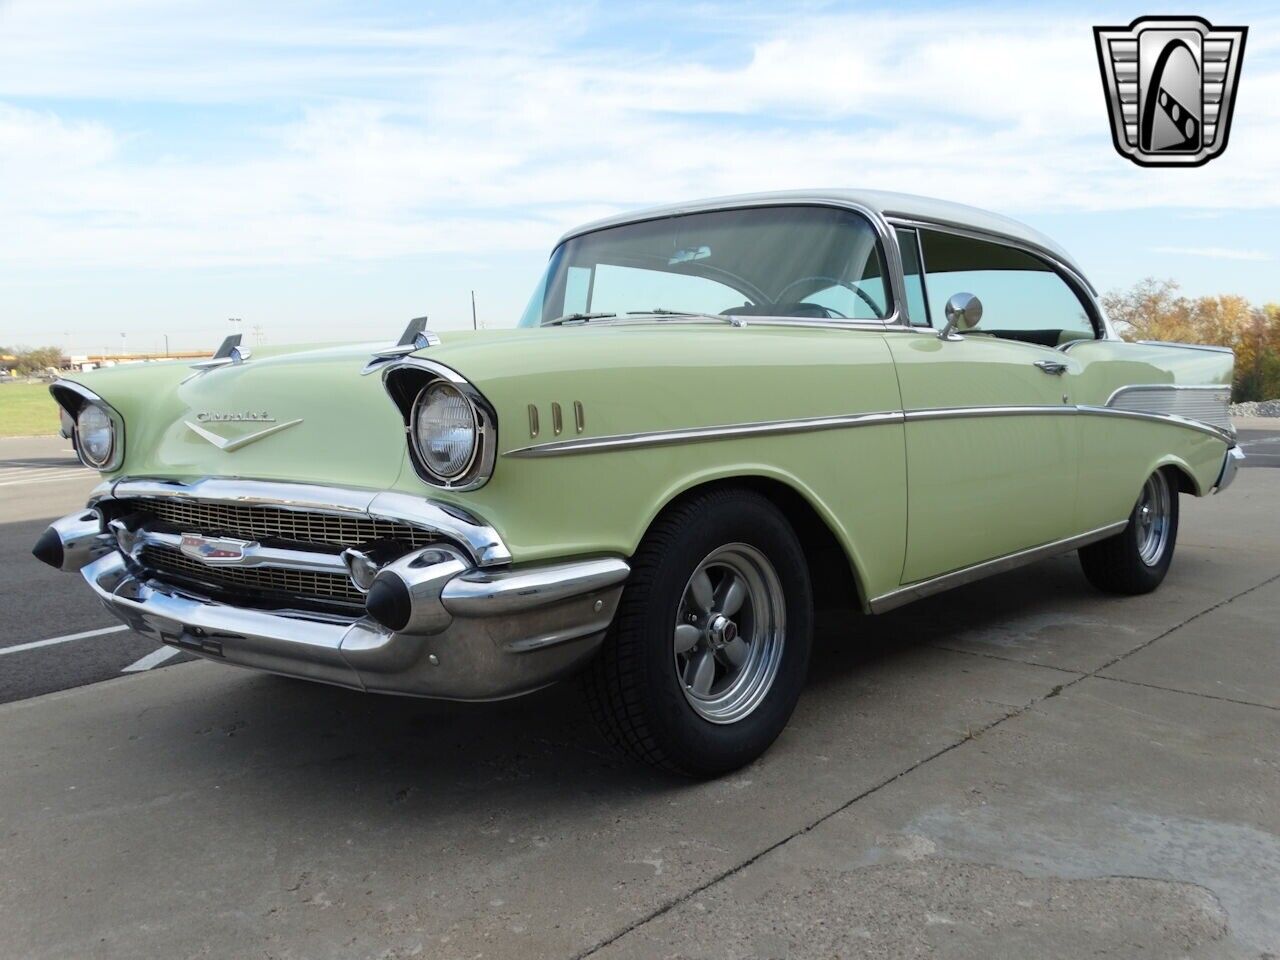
939,292,982,340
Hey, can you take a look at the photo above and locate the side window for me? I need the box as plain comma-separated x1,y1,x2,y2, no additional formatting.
895,227,930,326
919,230,1097,346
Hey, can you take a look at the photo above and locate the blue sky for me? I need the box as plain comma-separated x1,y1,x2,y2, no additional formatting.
2,0,1278,354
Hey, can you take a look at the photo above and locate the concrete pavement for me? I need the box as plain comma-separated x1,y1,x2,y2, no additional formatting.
1,469,1276,959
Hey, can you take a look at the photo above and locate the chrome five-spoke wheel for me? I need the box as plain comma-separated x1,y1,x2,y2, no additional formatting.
673,543,786,724
1135,471,1173,566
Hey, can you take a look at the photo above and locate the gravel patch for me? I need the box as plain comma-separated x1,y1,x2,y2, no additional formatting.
1230,399,1280,418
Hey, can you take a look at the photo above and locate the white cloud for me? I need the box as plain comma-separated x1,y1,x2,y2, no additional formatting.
1152,246,1271,262
1,2,1278,277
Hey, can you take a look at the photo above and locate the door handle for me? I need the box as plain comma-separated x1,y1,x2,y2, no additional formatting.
1034,360,1068,375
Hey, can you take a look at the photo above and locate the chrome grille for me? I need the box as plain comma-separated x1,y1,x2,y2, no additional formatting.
115,497,437,549
141,544,366,606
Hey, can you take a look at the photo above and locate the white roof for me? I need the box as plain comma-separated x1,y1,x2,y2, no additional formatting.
558,189,1092,293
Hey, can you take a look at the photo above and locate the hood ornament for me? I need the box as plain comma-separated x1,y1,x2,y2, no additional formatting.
185,415,303,452
181,334,252,383
362,316,441,375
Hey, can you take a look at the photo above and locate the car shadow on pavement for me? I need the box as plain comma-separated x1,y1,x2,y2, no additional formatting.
98,552,1100,825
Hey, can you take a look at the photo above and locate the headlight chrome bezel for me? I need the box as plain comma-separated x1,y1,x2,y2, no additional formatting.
384,359,497,491
51,381,125,473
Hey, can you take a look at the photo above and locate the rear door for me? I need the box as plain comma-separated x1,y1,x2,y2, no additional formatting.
887,228,1097,583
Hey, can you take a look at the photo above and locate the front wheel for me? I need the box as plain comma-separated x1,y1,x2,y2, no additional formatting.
583,487,813,777
1078,468,1179,595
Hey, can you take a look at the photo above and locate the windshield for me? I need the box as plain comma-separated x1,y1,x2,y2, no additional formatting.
519,205,891,327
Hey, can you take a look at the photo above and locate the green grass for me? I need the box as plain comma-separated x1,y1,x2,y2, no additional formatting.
0,382,61,437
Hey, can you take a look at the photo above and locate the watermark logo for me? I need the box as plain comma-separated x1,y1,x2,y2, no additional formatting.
1094,16,1247,167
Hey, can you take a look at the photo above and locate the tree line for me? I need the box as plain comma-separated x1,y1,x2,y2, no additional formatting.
1,346,63,376
1102,279,1280,402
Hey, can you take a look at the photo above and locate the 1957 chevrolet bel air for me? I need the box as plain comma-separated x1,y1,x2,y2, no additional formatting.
34,190,1243,776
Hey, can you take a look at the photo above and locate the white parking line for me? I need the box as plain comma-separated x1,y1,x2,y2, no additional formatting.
0,471,92,488
0,625,130,656
121,647,181,672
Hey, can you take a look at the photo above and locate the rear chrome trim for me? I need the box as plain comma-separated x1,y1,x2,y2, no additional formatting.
869,520,1128,614
1077,405,1234,444
1213,446,1245,493
93,477,512,567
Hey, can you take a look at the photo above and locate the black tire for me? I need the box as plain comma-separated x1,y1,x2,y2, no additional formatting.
583,487,813,777
1079,468,1180,595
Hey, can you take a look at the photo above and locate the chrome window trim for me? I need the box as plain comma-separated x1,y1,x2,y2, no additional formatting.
92,477,513,568
868,520,1128,614
380,357,498,492
884,216,1111,340
546,199,907,329
504,402,1234,459
50,379,126,473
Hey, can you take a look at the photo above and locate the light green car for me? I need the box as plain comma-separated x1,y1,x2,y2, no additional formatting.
35,190,1243,776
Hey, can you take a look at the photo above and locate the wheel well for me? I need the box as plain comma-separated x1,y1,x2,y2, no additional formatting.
656,476,865,613
1161,463,1199,495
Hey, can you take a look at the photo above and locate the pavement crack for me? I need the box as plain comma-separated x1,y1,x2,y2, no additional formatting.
576,568,1280,959
1094,674,1279,713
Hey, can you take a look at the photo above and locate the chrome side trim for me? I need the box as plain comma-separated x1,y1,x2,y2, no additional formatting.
1136,340,1234,355
904,404,1075,423
505,400,1238,459
1079,405,1234,444
869,520,1128,614
503,410,905,459
95,477,513,568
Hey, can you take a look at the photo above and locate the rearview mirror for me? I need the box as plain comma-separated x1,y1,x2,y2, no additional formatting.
940,292,982,340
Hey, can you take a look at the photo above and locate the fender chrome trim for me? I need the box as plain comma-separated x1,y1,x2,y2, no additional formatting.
503,410,905,458
869,520,1129,614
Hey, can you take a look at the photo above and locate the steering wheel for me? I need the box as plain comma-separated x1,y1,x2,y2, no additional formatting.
774,276,886,320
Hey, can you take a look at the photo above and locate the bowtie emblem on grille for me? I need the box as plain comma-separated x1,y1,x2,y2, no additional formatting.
180,533,257,565
185,414,304,451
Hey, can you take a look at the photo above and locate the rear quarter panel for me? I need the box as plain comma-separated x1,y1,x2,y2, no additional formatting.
1067,339,1233,529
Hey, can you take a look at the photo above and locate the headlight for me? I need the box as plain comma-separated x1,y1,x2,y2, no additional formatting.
76,404,116,469
411,382,478,481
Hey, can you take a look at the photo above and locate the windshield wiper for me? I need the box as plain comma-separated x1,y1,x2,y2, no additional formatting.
627,309,747,328
542,312,617,326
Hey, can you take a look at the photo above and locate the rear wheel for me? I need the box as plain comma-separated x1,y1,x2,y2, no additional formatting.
584,487,813,777
1079,468,1179,595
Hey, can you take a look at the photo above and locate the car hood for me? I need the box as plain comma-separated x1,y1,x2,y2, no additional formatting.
68,341,413,489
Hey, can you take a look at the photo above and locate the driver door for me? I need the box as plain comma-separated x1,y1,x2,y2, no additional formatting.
888,228,1091,584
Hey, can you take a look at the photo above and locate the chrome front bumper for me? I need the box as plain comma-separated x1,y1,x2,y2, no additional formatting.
38,491,629,701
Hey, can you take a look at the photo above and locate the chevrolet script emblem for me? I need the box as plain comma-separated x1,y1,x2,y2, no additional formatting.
179,533,256,565
185,415,303,451
1094,16,1247,167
